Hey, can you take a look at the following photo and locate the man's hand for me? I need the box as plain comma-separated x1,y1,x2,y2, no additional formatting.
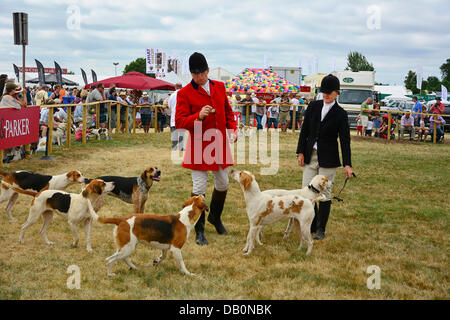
229,132,238,143
345,165,353,179
298,153,304,167
199,105,213,120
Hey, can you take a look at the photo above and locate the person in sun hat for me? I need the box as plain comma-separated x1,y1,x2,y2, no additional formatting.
0,82,26,109
296,74,353,240
175,52,237,245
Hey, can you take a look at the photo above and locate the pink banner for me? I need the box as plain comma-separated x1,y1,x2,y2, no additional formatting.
17,67,68,74
0,106,40,149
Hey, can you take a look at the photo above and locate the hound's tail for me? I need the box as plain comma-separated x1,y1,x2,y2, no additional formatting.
0,181,38,197
97,217,125,225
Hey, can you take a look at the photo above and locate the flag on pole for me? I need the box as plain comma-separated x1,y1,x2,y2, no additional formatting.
35,59,46,87
182,54,190,76
314,54,319,74
54,61,63,85
13,64,20,82
416,66,423,90
442,85,448,102
91,69,97,83
80,68,88,86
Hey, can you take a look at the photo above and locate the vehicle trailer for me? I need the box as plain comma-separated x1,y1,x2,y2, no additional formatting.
331,70,376,129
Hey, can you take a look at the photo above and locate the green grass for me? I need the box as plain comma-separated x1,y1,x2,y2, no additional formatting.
0,130,448,300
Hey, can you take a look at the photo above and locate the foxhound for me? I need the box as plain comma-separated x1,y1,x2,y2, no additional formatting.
0,170,85,221
263,174,330,239
231,170,322,256
92,195,208,277
85,167,161,213
3,179,114,252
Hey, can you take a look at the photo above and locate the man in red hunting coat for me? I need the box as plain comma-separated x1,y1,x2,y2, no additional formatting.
175,52,237,245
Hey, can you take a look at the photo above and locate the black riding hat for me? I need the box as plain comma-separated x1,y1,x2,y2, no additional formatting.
320,74,340,94
189,52,209,74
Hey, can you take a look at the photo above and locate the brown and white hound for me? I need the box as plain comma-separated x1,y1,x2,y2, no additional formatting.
0,170,85,221
92,195,208,276
3,179,114,252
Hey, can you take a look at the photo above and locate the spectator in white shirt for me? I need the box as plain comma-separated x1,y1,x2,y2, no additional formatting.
400,112,415,140
168,83,185,150
289,93,300,130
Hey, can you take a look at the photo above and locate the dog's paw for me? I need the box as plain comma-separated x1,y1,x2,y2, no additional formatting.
86,247,93,253
107,272,117,277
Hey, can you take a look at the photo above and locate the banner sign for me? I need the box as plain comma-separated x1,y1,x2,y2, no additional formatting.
146,48,167,77
0,106,40,149
17,67,68,74
167,56,179,74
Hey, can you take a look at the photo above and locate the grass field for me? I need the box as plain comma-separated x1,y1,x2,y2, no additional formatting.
0,129,449,300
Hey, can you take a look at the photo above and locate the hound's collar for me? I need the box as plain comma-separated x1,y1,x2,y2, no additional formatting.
308,184,321,194
137,176,150,193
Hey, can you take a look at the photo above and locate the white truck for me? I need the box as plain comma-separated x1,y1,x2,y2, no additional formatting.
330,70,375,128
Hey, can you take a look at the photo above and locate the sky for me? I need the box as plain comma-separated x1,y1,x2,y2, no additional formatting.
1,0,449,85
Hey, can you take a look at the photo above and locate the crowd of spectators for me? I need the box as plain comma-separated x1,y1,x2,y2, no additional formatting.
1,75,448,164
358,96,446,142
228,92,308,132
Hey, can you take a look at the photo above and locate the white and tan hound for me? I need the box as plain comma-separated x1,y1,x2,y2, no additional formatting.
263,174,330,239
231,170,322,256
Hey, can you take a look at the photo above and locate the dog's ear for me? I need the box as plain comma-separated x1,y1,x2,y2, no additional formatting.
93,183,103,195
240,172,253,191
141,170,148,181
194,196,208,212
182,197,195,208
320,177,328,190
82,188,89,198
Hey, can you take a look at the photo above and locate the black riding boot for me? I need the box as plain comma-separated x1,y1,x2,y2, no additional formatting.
192,193,208,245
310,203,318,233
207,188,228,234
314,200,331,240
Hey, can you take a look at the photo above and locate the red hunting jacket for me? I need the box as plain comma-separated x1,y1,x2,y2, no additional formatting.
175,79,237,171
